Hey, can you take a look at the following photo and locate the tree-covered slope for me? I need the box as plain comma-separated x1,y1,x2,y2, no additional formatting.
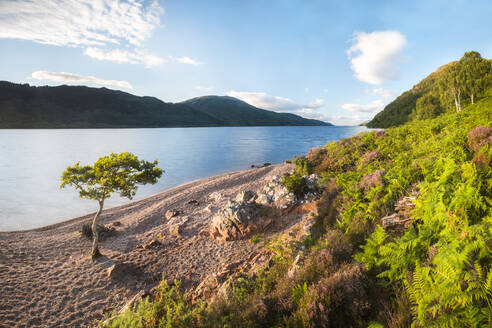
0,82,330,128
366,63,449,128
182,95,332,126
368,55,492,129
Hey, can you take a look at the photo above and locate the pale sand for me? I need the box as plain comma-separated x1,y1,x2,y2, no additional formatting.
0,164,291,328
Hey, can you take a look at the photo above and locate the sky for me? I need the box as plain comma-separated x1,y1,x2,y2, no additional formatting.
1,0,492,125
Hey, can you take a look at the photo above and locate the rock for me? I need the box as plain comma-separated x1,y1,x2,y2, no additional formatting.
256,175,297,209
112,221,122,227
142,239,161,250
193,274,222,302
235,190,257,204
81,221,115,240
287,253,304,278
198,228,210,238
107,262,139,280
210,200,271,241
118,290,151,314
304,174,321,191
165,209,182,220
187,199,199,205
168,216,189,237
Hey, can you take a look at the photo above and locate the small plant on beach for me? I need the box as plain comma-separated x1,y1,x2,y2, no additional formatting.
61,152,163,258
250,233,262,244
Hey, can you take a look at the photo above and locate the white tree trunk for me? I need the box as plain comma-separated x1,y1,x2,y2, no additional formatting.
454,92,460,113
471,93,475,104
91,198,105,258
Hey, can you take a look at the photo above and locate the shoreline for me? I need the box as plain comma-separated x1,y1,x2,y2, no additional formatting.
0,163,292,328
1,165,277,234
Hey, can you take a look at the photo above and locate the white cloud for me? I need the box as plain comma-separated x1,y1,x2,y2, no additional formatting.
327,114,369,126
347,30,407,84
0,0,166,67
30,70,132,89
84,47,164,67
341,99,385,113
175,56,203,66
371,88,396,100
226,90,329,121
0,0,162,47
226,91,299,111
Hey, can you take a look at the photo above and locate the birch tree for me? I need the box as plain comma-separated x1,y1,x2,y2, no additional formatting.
61,152,163,258
459,51,491,104
438,62,465,113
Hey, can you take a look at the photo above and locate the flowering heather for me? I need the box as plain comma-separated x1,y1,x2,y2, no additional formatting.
359,169,385,191
466,126,492,151
361,150,382,165
375,130,388,138
306,147,322,161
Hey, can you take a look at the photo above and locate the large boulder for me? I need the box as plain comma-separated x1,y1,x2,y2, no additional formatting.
257,174,321,208
210,191,271,241
256,175,296,209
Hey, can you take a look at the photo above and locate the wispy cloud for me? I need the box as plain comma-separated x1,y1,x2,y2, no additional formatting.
226,90,328,121
84,47,165,67
341,100,385,113
0,0,165,67
371,88,396,100
29,70,132,89
175,56,203,66
327,114,369,126
0,0,163,47
347,30,407,84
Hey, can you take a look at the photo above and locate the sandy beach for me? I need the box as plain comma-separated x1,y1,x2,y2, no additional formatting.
0,164,291,328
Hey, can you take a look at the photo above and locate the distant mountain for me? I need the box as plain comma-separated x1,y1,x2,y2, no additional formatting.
0,82,331,128
181,95,332,126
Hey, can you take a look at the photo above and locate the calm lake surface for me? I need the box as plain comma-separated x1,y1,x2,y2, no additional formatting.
0,126,369,230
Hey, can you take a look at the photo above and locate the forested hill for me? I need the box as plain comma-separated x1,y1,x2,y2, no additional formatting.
182,95,332,126
367,52,492,128
0,81,331,128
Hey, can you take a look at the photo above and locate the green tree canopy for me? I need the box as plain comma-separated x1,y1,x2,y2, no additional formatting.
61,152,163,257
438,62,465,112
459,51,492,104
414,92,443,120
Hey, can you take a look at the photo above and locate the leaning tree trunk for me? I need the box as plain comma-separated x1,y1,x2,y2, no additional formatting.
91,198,105,258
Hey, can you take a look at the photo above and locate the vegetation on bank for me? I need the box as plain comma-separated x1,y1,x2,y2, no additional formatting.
96,52,491,326
368,51,491,128
100,84,491,327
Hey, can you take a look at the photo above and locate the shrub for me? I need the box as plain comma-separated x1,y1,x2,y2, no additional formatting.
281,174,307,197
293,264,371,327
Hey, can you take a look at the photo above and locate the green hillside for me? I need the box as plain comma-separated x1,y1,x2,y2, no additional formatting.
367,64,447,128
0,82,330,128
368,53,492,129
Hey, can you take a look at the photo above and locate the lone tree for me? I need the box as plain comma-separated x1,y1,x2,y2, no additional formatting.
61,152,163,258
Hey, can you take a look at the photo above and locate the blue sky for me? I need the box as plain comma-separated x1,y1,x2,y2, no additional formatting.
1,0,492,125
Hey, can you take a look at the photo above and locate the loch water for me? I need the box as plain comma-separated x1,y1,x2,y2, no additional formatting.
0,125,370,230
